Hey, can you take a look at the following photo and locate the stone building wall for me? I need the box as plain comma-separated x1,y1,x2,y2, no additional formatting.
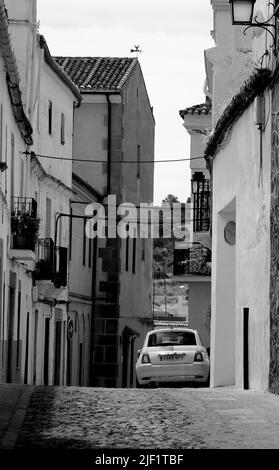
92,102,123,387
270,79,279,394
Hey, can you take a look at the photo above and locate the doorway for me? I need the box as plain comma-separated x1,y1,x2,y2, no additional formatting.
7,273,16,383
0,240,3,373
211,198,236,387
24,312,29,384
33,310,38,384
122,326,139,388
43,317,50,385
243,308,249,390
54,321,62,385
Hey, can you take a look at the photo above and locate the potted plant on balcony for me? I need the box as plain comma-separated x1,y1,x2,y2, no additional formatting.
11,212,40,250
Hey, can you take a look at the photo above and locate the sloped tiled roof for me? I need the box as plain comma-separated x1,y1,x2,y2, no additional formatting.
179,98,212,119
54,57,138,91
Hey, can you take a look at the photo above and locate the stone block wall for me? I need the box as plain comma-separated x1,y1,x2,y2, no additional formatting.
91,102,123,387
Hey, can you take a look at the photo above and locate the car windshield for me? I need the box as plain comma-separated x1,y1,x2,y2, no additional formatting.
147,331,196,347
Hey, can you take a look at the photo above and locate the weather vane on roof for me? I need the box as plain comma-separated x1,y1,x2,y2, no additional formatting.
130,45,142,57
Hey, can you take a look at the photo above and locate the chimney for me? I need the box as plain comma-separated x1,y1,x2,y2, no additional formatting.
4,0,37,25
3,0,38,113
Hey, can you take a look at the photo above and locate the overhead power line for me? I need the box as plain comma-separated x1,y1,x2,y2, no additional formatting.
86,217,198,224
22,151,206,164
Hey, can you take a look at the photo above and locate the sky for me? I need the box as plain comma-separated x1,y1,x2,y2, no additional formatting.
37,0,214,205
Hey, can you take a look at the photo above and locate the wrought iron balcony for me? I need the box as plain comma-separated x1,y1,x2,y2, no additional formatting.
11,197,37,218
173,245,211,277
11,197,39,251
35,238,68,288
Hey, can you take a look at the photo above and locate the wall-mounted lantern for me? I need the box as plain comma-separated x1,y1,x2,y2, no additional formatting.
230,0,256,25
191,172,205,195
191,179,198,195
229,0,279,48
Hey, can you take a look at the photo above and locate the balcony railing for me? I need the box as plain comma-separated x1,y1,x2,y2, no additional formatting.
11,197,37,218
173,245,211,276
35,238,68,287
11,197,39,251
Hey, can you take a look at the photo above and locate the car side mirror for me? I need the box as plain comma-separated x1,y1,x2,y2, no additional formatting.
137,349,141,358
206,347,210,358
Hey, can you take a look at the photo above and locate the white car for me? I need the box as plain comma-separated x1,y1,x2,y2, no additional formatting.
136,327,210,387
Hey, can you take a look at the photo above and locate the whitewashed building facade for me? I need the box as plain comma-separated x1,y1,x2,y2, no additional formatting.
0,0,81,385
206,0,277,391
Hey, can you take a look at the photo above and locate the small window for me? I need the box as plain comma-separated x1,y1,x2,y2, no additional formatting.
137,145,141,179
132,237,136,274
48,101,52,135
46,197,52,238
83,218,87,266
142,238,146,261
61,112,65,145
125,235,129,272
88,238,92,268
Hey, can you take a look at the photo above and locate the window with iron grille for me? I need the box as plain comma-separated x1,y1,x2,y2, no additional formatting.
61,112,65,145
48,101,52,135
192,179,211,232
36,238,54,280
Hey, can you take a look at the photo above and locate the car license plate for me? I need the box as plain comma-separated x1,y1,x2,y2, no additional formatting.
158,353,186,361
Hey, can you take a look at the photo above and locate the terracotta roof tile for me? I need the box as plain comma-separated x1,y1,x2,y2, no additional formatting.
54,56,138,91
179,99,212,119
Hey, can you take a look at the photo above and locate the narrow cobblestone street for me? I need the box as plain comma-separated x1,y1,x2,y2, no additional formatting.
1,383,279,450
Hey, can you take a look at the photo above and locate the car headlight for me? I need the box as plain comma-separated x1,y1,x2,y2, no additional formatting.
194,352,204,362
141,353,151,364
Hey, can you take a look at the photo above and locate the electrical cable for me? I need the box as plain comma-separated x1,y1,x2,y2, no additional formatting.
83,217,202,225
73,202,198,210
22,150,206,164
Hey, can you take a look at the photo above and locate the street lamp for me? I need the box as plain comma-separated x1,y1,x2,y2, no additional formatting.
191,172,204,195
191,179,198,195
230,0,256,25
229,0,279,47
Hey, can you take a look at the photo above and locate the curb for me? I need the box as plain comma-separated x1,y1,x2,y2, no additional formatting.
0,386,34,449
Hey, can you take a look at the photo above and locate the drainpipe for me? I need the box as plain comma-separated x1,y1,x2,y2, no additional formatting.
69,91,119,385
103,92,121,200
86,91,119,385
89,89,111,383
68,199,101,387
105,94,112,196
90,235,98,386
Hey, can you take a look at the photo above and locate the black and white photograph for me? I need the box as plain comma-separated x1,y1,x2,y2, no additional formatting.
0,0,279,461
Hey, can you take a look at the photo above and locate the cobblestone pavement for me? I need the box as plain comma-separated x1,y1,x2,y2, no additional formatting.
2,385,277,449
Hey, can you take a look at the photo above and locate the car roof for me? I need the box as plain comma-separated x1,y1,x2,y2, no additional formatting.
147,328,197,335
